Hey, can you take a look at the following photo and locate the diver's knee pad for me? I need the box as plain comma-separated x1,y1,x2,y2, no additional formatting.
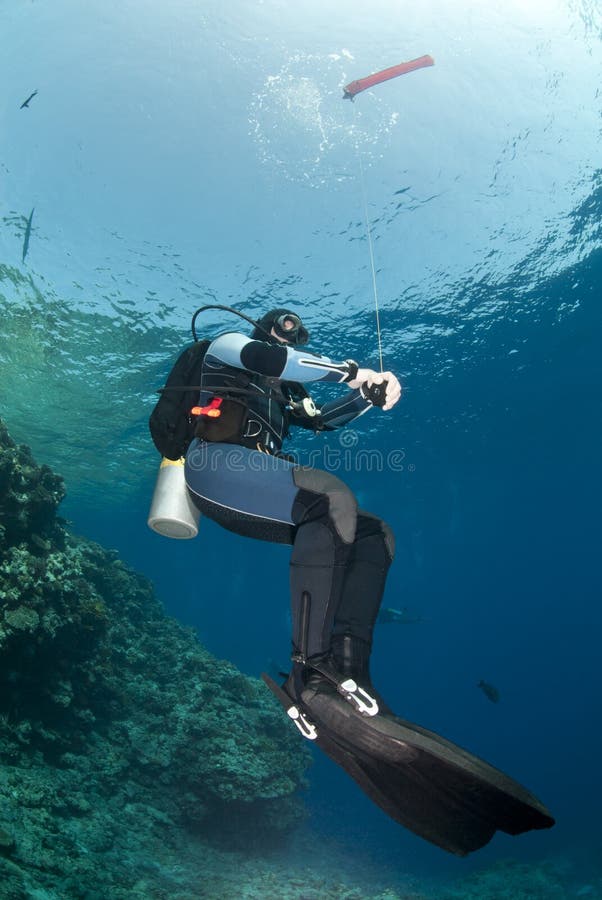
355,511,396,562
292,468,358,544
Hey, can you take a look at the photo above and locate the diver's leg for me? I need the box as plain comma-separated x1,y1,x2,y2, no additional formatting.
330,512,395,693
288,469,358,664
186,443,360,672
260,488,556,855
333,512,395,642
286,473,383,720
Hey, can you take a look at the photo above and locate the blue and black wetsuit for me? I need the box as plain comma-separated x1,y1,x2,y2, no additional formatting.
184,328,395,682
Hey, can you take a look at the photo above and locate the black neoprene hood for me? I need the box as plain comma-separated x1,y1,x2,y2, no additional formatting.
252,308,309,345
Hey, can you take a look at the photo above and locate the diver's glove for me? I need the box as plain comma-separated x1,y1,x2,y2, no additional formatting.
351,370,402,410
361,380,388,407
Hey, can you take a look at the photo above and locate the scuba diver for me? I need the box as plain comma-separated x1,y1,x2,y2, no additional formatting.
184,307,401,707
151,305,554,856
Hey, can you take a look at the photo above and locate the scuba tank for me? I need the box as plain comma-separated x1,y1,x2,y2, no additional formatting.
147,457,200,539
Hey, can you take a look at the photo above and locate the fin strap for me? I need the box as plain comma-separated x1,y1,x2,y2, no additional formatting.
307,659,380,717
261,673,318,741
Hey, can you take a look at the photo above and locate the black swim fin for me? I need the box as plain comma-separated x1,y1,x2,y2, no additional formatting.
262,671,555,856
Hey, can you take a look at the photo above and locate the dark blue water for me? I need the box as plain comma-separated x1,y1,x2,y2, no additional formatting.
1,0,601,889
58,239,602,880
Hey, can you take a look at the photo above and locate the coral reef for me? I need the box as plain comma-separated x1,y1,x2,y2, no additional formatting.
0,418,328,897
438,857,602,900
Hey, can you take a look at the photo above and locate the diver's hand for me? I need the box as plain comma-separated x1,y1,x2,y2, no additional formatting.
379,372,402,410
347,368,379,390
349,369,402,411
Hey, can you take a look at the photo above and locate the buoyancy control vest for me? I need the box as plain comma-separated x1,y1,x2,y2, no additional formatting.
150,303,321,460
149,339,318,460
196,350,293,454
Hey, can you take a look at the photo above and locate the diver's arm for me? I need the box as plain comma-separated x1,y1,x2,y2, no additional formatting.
207,332,358,384
290,389,376,432
318,390,373,429
311,373,402,424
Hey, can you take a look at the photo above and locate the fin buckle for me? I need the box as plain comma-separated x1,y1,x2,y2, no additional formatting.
339,678,379,717
287,704,318,741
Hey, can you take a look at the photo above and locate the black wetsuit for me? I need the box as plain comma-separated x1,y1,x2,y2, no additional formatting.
184,331,395,674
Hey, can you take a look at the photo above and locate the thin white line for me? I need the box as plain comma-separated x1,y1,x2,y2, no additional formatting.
354,106,384,373
187,486,293,525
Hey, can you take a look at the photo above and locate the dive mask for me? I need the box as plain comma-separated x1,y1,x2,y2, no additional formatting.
272,313,309,345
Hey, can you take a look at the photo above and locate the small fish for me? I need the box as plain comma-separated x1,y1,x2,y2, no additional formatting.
377,606,422,625
477,680,500,703
21,207,35,263
20,90,38,109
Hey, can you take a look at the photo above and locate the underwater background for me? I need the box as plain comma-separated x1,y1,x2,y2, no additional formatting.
1,0,601,897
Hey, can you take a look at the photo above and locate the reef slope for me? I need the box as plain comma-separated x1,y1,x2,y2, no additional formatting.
0,418,318,897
